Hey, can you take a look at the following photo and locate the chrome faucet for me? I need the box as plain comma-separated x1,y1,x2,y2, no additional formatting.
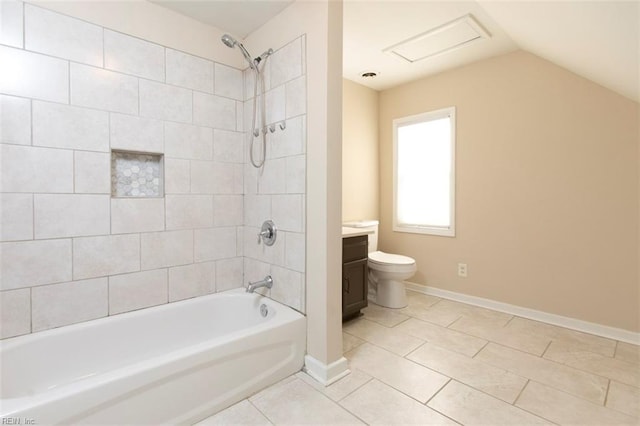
246,275,273,293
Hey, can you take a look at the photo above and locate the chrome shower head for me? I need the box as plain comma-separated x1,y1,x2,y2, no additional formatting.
221,33,255,69
221,34,237,48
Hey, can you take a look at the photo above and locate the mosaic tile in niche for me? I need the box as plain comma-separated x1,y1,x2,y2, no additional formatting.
111,151,163,197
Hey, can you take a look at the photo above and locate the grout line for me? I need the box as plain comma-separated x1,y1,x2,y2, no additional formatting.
512,379,530,406
612,340,619,359
424,377,451,406
603,379,611,407
472,340,490,359
540,340,553,358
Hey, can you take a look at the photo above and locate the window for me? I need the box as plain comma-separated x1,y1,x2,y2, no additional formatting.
393,107,455,236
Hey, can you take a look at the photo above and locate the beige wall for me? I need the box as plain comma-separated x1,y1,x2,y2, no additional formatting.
379,50,639,332
342,79,379,222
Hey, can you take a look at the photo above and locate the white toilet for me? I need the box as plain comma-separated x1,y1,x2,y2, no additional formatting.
343,220,416,309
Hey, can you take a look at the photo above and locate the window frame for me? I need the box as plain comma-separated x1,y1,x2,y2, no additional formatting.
392,106,456,237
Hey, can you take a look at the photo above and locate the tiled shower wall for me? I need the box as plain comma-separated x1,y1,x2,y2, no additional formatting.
242,36,307,314
0,2,307,339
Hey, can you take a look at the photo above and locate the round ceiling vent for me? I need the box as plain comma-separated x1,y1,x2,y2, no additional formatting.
360,71,378,78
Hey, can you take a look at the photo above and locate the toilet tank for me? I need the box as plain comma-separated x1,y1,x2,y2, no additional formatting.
342,220,378,253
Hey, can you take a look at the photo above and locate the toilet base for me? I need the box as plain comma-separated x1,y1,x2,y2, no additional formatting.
370,277,407,309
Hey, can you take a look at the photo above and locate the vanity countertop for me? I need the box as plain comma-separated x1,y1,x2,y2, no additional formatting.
342,227,373,238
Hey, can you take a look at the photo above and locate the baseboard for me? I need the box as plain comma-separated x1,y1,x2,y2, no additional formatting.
404,282,640,345
303,355,350,386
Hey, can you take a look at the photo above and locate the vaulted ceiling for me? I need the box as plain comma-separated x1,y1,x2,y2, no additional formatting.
151,0,639,102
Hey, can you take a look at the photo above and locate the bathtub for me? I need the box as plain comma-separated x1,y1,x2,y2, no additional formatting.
0,289,306,425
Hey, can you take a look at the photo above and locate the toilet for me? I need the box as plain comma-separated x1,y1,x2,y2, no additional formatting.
342,220,416,309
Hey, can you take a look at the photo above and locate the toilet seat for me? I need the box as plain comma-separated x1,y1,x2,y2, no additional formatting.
368,251,416,274
369,251,414,265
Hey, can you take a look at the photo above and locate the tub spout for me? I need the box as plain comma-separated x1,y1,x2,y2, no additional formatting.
246,275,273,293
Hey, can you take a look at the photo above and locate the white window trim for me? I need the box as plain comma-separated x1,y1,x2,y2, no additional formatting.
392,106,456,237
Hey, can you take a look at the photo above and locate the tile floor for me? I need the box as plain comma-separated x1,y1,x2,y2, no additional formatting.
197,290,640,425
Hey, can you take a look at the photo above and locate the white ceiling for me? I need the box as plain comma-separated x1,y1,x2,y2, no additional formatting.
150,0,293,39
150,0,640,102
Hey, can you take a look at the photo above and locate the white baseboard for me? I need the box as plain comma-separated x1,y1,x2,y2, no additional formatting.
405,282,640,345
303,355,350,386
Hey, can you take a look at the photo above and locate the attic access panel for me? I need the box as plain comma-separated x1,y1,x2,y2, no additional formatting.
385,14,491,63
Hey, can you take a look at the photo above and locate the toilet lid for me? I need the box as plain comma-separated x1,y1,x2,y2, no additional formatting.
369,251,415,265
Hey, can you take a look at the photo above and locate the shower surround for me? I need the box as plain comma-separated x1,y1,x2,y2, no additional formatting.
0,2,307,339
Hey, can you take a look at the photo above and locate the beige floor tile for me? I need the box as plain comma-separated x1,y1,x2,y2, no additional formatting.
507,317,616,356
343,332,365,353
250,378,364,425
476,343,609,404
615,341,640,364
345,343,450,403
606,381,640,419
195,400,272,425
401,298,512,328
396,317,488,357
544,341,640,388
407,342,528,403
427,380,551,425
451,316,551,356
361,303,410,327
517,381,637,425
342,318,425,356
340,379,457,425
296,369,373,402
406,289,442,306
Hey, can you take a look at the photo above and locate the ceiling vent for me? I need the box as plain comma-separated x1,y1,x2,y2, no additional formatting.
384,14,491,63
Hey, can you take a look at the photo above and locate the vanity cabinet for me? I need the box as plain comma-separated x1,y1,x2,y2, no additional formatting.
342,235,368,320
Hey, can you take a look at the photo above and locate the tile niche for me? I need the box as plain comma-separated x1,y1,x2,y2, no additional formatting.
111,150,164,198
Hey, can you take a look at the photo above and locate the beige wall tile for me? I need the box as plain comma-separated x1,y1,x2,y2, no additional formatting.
214,257,243,292
166,49,213,94
1,144,73,193
141,230,193,270
111,198,165,234
74,151,110,194
110,113,163,153
0,1,23,48
193,92,236,130
33,101,109,152
164,158,191,194
34,194,110,239
104,29,164,81
194,227,236,262
0,288,30,338
213,63,243,101
0,46,68,103
168,262,215,302
165,122,213,160
32,278,107,331
25,4,102,66
108,269,167,315
165,195,213,230
71,63,137,114
1,95,31,145
0,239,71,290
73,234,140,280
0,193,33,241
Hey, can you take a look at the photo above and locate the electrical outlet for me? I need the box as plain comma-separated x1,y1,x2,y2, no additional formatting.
457,263,468,278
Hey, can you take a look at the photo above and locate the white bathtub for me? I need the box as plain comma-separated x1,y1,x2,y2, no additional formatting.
0,289,306,425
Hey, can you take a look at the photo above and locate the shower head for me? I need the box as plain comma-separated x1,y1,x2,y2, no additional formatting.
221,34,237,48
221,33,255,70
